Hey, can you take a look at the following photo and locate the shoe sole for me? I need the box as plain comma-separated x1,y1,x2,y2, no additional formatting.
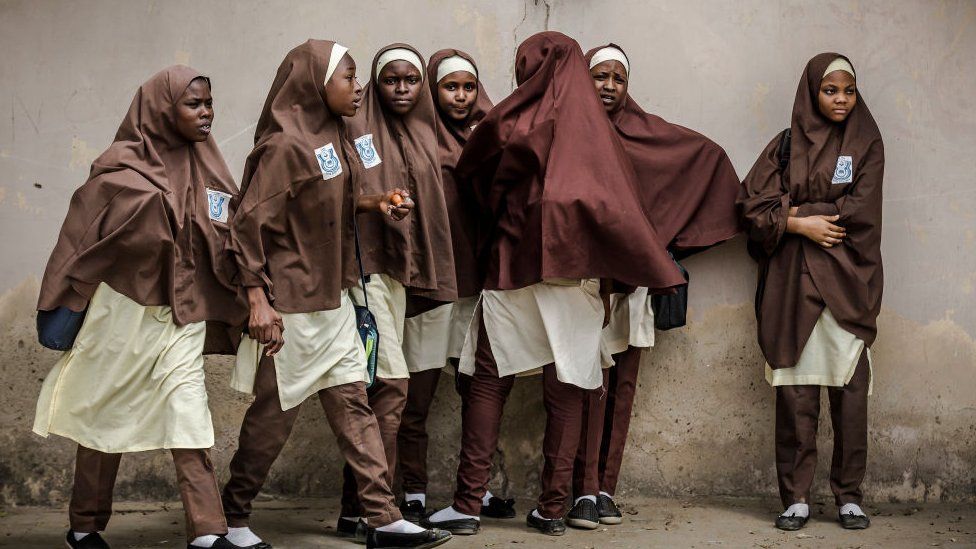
841,523,870,530
567,518,600,530
599,516,623,525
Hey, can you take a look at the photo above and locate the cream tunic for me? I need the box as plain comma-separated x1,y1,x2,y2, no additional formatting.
233,290,368,411
458,279,610,390
403,295,479,373
602,287,656,356
349,273,408,379
33,283,213,453
765,308,874,394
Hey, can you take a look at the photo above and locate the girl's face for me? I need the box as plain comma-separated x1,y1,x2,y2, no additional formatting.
436,70,479,123
325,53,363,117
377,60,423,115
589,60,628,113
175,77,213,142
818,70,857,123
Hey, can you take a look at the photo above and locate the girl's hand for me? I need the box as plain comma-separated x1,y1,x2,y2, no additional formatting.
380,188,414,220
798,215,846,248
246,287,285,356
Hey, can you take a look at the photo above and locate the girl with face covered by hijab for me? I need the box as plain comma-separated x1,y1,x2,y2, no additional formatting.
396,48,515,524
568,44,742,529
32,66,248,549
424,32,684,537
220,40,450,549
344,43,457,527
738,53,883,532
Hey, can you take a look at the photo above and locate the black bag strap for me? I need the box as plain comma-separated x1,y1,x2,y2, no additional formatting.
352,215,370,311
777,127,791,172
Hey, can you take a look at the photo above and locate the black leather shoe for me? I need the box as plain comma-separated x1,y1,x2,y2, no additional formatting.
839,511,871,529
526,511,566,536
596,494,622,525
400,499,426,523
774,513,809,531
566,499,599,530
480,496,516,519
366,527,452,549
336,517,368,544
66,531,110,549
188,536,249,548
421,514,480,535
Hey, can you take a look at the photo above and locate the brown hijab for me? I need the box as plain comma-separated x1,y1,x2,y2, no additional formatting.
229,39,361,313
37,65,245,333
585,44,740,256
455,31,684,292
738,52,884,369
426,48,493,299
347,44,457,304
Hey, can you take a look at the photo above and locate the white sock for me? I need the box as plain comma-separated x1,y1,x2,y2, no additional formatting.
531,509,546,520
428,506,479,522
225,526,262,546
840,503,866,516
73,532,92,541
481,490,494,506
188,535,220,548
341,516,360,523
599,491,613,499
574,495,597,505
405,493,426,506
375,519,425,534
781,503,810,518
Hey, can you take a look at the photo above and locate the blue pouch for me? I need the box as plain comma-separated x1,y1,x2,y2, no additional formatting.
37,306,87,351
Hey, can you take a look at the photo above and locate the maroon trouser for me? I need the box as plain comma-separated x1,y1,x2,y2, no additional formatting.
70,445,226,539
775,350,870,508
397,367,444,494
221,356,401,527
572,346,642,497
453,315,588,519
340,376,408,518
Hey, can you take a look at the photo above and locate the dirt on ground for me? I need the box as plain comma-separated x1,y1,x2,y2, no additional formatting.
2,496,974,548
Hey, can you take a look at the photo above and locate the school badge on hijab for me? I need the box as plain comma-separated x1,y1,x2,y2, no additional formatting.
832,155,853,184
354,133,382,168
206,188,231,223
314,142,343,180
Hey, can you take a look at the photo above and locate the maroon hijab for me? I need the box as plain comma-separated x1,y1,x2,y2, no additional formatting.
38,66,244,331
455,31,684,292
585,44,740,255
426,49,493,299
738,53,884,368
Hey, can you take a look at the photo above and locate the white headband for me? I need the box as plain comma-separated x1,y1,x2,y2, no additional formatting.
375,48,424,82
436,55,478,83
589,46,630,75
325,44,349,84
822,57,855,79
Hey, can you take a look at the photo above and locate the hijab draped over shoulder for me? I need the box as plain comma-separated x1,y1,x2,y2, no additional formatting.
738,52,884,368
38,65,245,335
230,39,361,313
455,31,684,292
584,43,740,256
426,48,493,299
347,43,458,304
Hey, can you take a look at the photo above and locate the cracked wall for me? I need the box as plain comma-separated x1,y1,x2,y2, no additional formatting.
1,0,974,507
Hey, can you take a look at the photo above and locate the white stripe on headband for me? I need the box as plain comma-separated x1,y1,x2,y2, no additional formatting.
588,46,630,75
325,44,349,84
822,57,855,79
375,48,424,82
436,55,478,83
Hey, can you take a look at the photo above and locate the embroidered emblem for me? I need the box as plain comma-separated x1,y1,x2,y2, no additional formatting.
206,188,231,223
832,155,853,184
354,134,382,169
314,142,343,180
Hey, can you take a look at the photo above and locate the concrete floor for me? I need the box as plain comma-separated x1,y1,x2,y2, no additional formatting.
2,496,974,548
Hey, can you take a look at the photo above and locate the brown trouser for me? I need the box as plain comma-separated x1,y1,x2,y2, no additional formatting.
340,376,408,518
397,367,444,494
453,314,588,519
221,356,400,527
573,346,641,497
775,350,870,508
70,445,226,539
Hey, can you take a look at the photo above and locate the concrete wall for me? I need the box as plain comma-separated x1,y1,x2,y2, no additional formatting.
1,0,973,507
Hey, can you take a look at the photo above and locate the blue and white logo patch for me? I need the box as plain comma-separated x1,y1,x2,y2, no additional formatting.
314,142,343,180
832,155,853,184
354,134,382,169
206,188,231,223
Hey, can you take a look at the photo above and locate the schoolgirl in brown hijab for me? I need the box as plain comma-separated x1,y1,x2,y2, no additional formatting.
33,66,247,549
569,43,742,529
221,40,450,549
344,43,457,526
397,48,514,523
738,53,883,531
425,31,683,538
